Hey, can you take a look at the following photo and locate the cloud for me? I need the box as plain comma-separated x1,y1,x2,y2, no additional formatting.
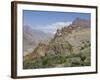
55,22,71,26
32,22,72,34
53,22,72,29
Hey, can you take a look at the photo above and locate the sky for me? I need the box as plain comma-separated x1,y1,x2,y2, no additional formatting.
23,10,90,34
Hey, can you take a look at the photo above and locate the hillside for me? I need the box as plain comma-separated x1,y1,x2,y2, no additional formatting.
23,18,91,69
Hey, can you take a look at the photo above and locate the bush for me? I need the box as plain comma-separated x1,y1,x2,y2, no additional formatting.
23,41,91,69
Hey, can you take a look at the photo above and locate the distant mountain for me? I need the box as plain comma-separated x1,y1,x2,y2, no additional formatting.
71,17,90,28
23,25,53,56
25,18,90,59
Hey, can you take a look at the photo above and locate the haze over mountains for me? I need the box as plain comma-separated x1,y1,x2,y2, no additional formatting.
23,25,53,55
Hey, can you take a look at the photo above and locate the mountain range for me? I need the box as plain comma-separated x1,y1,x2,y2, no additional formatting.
24,18,91,60
23,25,53,56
